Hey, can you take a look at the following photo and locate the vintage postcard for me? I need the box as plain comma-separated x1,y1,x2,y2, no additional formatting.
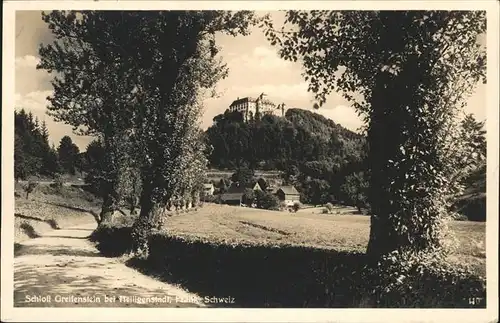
2,1,499,322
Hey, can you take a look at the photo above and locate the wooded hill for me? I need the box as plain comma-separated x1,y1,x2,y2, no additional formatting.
205,108,366,171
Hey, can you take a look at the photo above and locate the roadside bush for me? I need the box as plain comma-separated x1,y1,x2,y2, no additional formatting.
142,233,367,307
360,250,486,307
91,221,486,308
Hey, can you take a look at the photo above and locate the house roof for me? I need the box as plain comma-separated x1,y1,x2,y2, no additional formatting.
226,182,261,194
226,183,246,194
229,97,251,107
277,186,300,195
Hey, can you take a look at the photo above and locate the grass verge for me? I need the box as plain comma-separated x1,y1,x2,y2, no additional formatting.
14,184,101,243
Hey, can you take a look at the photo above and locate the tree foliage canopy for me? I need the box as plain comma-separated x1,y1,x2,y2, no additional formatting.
57,135,80,175
264,10,487,257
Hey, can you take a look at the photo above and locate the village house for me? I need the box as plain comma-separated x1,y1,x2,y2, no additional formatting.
203,183,215,196
275,186,301,207
220,182,262,205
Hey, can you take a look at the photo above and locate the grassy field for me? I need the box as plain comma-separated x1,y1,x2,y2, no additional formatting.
158,204,486,276
14,184,101,243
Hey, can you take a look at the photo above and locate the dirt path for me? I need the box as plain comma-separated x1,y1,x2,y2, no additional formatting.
14,222,206,307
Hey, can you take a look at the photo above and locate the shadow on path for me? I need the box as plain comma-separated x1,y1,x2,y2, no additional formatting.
14,223,206,308
15,213,60,229
19,223,41,239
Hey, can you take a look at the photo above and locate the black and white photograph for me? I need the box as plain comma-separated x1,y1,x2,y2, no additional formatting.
2,1,499,323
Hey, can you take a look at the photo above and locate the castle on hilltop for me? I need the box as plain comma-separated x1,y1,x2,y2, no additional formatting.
226,93,286,122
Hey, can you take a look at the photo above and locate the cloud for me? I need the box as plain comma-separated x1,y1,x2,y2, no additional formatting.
15,55,41,69
227,45,290,70
15,55,53,95
15,90,52,112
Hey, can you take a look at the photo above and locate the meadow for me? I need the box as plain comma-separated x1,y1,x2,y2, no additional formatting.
157,204,486,276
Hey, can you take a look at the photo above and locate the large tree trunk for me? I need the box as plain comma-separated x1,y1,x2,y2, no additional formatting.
98,133,125,225
99,188,120,225
366,58,441,258
131,179,171,257
365,71,406,258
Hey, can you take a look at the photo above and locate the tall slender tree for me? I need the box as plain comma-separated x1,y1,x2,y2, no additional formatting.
38,11,262,244
129,11,262,254
38,11,143,223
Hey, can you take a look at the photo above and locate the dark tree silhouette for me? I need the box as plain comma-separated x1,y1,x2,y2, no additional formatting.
57,136,80,175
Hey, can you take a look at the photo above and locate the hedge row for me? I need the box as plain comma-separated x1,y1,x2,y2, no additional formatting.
89,223,133,257
90,225,486,308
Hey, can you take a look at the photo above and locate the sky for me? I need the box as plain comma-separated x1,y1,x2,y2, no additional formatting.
15,11,487,151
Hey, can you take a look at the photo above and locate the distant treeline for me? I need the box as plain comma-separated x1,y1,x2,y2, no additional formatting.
15,109,83,181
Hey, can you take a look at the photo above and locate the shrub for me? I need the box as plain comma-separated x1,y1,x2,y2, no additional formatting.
242,188,256,207
321,208,329,214
89,223,133,257
325,202,334,213
143,233,367,307
360,250,486,307
45,218,61,230
452,196,486,222
50,174,64,192
292,201,302,213
92,221,486,308
279,201,288,211
255,190,280,210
